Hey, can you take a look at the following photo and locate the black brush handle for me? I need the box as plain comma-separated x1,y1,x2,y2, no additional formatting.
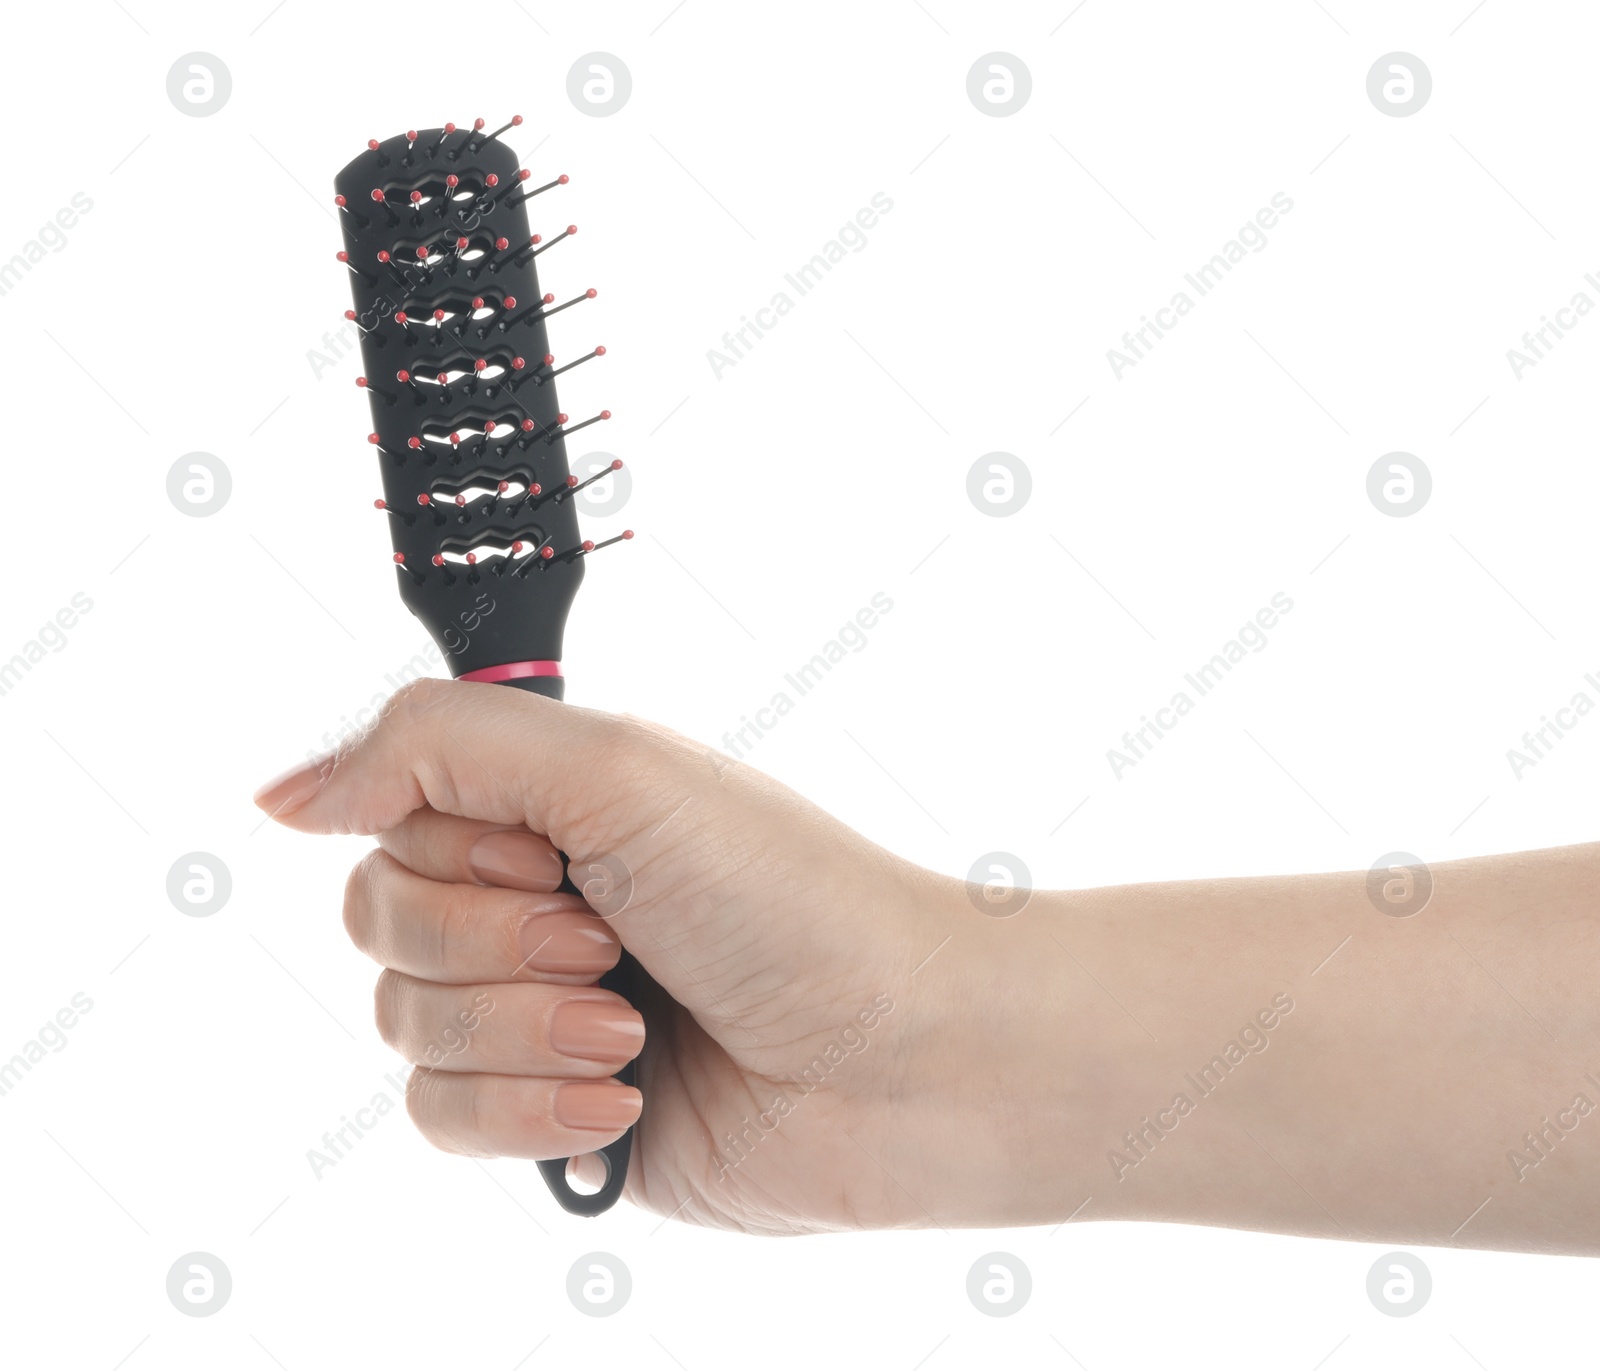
502,672,635,1216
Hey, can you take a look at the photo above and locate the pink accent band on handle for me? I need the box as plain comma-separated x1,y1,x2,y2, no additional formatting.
460,660,563,683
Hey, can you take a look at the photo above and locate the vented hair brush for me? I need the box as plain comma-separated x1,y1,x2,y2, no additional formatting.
334,118,635,1217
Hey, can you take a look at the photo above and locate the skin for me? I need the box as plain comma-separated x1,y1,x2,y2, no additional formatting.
256,678,1600,1252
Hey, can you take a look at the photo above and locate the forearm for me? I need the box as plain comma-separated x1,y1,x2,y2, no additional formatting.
926,843,1600,1252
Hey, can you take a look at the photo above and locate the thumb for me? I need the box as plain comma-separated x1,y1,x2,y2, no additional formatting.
251,678,636,848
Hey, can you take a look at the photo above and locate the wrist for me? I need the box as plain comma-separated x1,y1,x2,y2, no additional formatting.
868,874,1092,1228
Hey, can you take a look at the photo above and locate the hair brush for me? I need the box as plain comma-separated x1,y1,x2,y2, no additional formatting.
334,118,635,1217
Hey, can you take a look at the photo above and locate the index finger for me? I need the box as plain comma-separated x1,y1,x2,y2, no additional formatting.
378,807,566,891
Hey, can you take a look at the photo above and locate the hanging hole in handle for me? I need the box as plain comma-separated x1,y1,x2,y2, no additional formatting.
566,1151,610,1196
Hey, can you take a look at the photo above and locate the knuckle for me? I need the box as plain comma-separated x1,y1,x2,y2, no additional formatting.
403,1065,428,1119
382,812,420,872
404,1068,486,1157
372,969,406,1052
388,675,450,725
496,913,531,979
513,1088,547,1141
414,1069,495,1159
600,711,663,757
403,1066,440,1138
341,851,384,955
435,883,482,969
467,1073,491,1144
585,716,677,802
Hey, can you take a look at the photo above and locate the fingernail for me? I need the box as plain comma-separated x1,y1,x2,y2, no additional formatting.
550,1000,645,1062
470,830,566,892
252,754,333,817
554,1081,643,1131
517,916,619,975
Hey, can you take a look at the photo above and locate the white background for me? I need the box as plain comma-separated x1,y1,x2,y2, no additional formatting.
1,0,1597,1366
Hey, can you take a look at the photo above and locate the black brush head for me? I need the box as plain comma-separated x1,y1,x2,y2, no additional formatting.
334,123,616,685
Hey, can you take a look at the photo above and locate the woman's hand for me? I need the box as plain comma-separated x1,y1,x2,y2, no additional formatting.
253,678,1042,1234
254,677,1600,1254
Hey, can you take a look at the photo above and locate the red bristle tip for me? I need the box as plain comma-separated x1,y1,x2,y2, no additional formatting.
539,546,554,560
395,311,409,324
416,246,430,259
565,476,578,488
456,235,469,249
393,553,405,564
474,359,487,372
445,174,459,189
504,296,518,309
517,169,531,182
568,224,578,235
409,190,422,204
558,174,570,184
466,553,477,565
377,250,392,263
530,234,543,246
472,296,485,310
543,353,555,365
396,369,411,383
367,138,381,151
356,376,370,388
336,251,350,263
473,118,486,131
583,540,595,552
485,173,499,188
558,413,568,424
585,288,598,299
495,236,510,251
431,554,445,566
444,122,457,134
511,357,525,370
456,496,467,507
334,194,347,207
530,483,542,497
373,498,386,509
542,293,555,305
406,129,418,142
622,529,634,540
371,188,386,202
499,481,511,493
610,459,624,470
512,115,524,127
344,309,357,321
367,433,381,444
408,436,423,450
417,493,431,505
520,419,535,432
485,421,497,434
512,539,524,552
595,345,607,356
433,309,446,321
437,373,449,385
